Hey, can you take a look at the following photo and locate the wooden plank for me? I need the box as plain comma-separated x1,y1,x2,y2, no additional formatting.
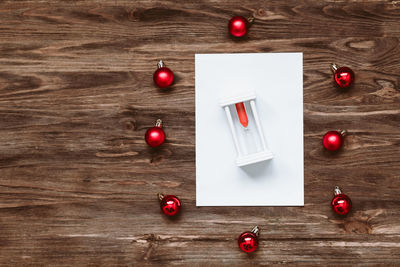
0,0,399,265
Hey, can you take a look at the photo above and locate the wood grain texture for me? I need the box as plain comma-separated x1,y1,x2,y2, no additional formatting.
0,0,400,265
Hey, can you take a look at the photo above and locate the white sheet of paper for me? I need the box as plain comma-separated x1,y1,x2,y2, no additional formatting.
195,53,304,206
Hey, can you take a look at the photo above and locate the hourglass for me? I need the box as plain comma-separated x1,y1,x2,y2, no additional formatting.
220,91,273,166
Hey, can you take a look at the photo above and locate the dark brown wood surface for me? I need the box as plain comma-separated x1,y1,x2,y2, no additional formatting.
0,0,400,265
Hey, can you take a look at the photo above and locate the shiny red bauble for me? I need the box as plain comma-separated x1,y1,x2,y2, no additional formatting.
332,64,355,88
238,226,259,253
158,193,181,217
331,186,352,216
228,16,254,37
323,130,346,151
145,119,165,147
153,60,174,88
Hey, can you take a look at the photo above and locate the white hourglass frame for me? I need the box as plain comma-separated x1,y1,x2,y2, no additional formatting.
220,91,273,167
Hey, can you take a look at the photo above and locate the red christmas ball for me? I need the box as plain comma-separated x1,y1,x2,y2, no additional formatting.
238,226,259,253
145,119,165,147
323,130,345,151
228,16,253,37
331,186,352,216
158,193,181,217
153,60,174,88
332,64,355,88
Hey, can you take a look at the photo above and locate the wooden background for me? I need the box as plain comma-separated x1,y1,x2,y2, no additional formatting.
0,0,400,265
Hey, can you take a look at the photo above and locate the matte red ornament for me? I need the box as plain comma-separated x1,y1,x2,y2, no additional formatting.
158,193,181,217
331,186,352,216
228,16,254,37
238,226,259,253
331,64,355,88
145,119,165,147
153,60,174,88
323,130,346,151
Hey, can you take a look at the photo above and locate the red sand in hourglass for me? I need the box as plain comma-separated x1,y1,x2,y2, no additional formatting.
235,102,248,128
